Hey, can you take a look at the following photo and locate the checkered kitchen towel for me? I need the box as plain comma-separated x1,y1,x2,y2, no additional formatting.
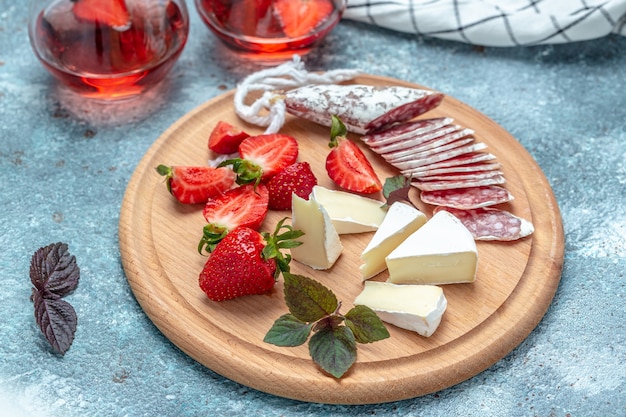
343,0,626,46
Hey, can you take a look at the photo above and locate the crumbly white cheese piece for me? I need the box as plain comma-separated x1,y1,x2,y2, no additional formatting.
354,281,447,337
311,186,386,234
360,202,427,280
290,193,342,270
386,210,478,285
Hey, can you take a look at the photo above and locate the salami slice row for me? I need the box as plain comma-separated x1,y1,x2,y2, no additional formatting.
362,115,534,241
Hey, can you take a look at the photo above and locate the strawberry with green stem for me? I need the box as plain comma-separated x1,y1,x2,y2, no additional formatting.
219,133,299,186
325,115,383,194
199,218,303,302
198,183,269,254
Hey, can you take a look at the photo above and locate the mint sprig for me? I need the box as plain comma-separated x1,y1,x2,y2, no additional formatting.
382,174,413,208
30,242,80,355
264,273,389,378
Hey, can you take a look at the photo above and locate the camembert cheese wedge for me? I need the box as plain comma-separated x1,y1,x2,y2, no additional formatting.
386,210,478,285
354,281,447,337
360,202,427,280
311,186,387,234
290,193,343,270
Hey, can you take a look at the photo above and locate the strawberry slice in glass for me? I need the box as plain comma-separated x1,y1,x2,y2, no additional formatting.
273,0,334,38
71,0,132,30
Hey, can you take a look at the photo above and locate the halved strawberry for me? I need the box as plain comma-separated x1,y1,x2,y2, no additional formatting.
71,0,131,29
267,162,317,210
220,133,299,185
199,184,269,253
198,219,303,301
208,121,251,155
273,0,334,38
325,116,382,194
156,165,236,204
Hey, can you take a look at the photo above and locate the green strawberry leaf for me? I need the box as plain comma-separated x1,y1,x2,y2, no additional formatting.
344,305,390,344
264,314,312,347
329,115,348,148
309,323,357,378
283,273,338,323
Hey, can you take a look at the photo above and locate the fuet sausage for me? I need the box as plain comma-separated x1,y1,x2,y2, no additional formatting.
284,84,444,134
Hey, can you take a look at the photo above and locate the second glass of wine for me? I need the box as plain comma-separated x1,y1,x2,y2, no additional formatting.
29,0,190,100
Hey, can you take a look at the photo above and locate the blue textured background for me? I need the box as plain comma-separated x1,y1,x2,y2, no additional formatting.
1,2,624,416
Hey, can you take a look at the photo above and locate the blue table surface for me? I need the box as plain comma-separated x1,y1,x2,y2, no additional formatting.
1,3,625,416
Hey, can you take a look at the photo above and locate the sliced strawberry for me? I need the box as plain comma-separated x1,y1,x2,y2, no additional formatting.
220,133,299,185
156,165,236,204
325,116,382,194
267,162,317,210
273,0,334,38
198,219,303,301
71,0,131,29
208,121,250,155
199,184,269,253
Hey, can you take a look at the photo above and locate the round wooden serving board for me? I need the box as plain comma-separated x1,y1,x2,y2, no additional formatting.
119,75,564,404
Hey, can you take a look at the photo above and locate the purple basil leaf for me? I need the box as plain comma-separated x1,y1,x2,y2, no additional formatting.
32,287,77,355
30,242,80,297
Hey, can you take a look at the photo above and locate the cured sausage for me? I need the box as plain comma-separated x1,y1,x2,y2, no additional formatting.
420,185,513,209
284,84,444,134
412,173,506,191
434,206,534,241
392,142,488,171
410,162,502,178
361,117,453,146
400,151,497,175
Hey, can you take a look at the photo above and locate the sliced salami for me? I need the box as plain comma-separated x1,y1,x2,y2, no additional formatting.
420,185,514,209
284,84,444,134
370,124,461,154
401,151,497,175
384,134,475,163
415,170,505,182
391,142,488,171
362,117,453,145
411,162,502,178
411,174,505,191
433,206,534,241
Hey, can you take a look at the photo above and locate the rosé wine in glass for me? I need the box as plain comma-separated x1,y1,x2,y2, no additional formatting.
195,0,346,59
29,0,190,100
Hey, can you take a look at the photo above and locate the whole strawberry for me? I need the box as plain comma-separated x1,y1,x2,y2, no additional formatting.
267,162,318,210
199,219,303,301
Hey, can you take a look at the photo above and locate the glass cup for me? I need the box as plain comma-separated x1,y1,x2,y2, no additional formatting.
29,0,190,100
195,0,347,60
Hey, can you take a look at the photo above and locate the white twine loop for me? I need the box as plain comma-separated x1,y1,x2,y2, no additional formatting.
233,55,362,134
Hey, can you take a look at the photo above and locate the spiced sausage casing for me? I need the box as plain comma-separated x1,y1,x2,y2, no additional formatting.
284,84,444,134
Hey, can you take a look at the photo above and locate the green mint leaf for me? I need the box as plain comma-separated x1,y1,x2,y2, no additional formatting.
309,324,357,378
283,273,338,323
32,288,77,355
264,314,312,347
382,175,413,208
344,305,390,344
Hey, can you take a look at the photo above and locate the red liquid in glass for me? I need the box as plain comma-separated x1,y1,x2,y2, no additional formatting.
31,0,189,99
196,0,344,55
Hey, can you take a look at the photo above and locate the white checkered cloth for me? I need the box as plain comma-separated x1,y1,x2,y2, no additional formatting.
343,0,626,46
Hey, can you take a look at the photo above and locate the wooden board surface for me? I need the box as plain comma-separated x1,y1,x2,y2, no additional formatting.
118,75,564,404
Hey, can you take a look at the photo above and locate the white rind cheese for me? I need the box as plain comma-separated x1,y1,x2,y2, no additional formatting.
360,202,427,280
311,186,387,234
354,281,447,337
290,193,343,270
386,210,478,285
